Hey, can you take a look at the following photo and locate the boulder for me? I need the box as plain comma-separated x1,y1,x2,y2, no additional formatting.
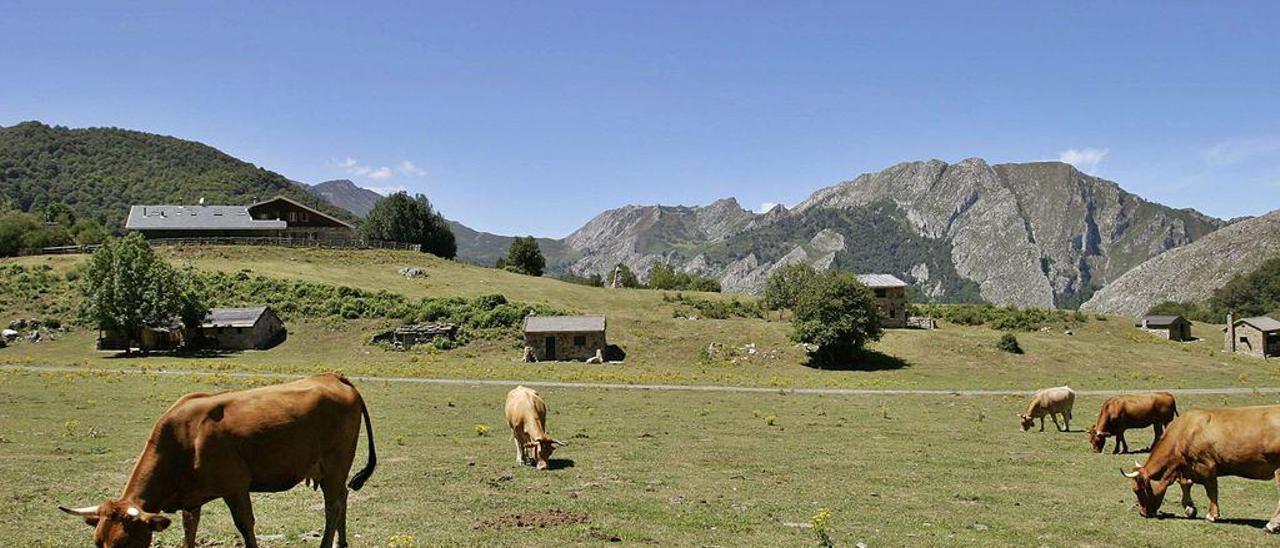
398,267,426,279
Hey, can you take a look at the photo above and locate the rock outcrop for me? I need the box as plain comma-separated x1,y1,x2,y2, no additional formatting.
1081,210,1280,317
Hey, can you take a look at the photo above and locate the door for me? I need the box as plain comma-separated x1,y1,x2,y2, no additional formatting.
544,336,557,361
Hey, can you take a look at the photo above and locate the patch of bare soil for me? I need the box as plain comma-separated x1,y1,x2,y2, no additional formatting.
476,509,589,530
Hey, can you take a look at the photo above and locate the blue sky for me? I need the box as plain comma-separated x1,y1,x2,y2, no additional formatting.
2,1,1277,236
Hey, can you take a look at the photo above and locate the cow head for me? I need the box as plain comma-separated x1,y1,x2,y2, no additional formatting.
1017,414,1035,432
1122,462,1169,518
1087,428,1110,453
523,437,566,470
59,500,171,547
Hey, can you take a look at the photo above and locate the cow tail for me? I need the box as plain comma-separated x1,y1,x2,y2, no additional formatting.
347,397,377,491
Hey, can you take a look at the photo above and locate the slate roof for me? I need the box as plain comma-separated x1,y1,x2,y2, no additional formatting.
125,205,287,231
523,315,606,333
856,274,908,288
1237,316,1280,332
1137,315,1186,328
201,307,272,328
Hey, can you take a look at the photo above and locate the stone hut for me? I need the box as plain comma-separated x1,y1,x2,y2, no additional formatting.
856,274,908,328
196,307,286,350
522,315,606,362
97,321,185,352
1136,315,1192,341
1224,314,1280,358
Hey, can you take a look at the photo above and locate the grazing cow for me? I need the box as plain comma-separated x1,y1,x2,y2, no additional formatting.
1088,392,1178,454
1018,386,1076,432
504,386,565,470
1123,405,1280,531
59,373,376,548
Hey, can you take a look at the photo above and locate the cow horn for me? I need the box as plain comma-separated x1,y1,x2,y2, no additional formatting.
59,505,100,517
1134,460,1143,469
1121,468,1140,478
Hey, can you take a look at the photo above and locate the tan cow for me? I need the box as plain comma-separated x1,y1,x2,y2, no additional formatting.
1019,386,1076,432
59,373,376,548
1088,392,1178,454
504,386,565,470
1123,405,1280,531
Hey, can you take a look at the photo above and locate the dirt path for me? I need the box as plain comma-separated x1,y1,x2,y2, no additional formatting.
5,364,1280,397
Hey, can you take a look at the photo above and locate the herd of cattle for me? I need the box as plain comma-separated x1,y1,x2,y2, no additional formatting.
53,374,1280,546
1022,385,1280,533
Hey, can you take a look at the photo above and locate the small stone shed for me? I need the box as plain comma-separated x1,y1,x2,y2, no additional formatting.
1224,315,1280,358
97,321,185,352
522,315,606,362
1136,315,1192,341
197,307,286,350
370,323,457,349
857,274,908,329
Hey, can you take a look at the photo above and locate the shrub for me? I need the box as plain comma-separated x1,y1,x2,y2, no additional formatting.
997,333,1023,354
666,293,762,319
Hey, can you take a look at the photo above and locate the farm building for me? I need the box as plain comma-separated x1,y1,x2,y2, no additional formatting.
1136,315,1192,341
125,196,354,240
522,315,606,362
196,307,287,350
1224,314,1280,358
97,321,185,352
857,274,908,328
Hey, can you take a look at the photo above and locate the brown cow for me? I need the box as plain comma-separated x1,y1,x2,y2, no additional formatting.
1018,386,1075,432
504,386,565,470
59,373,376,548
1123,405,1280,531
1087,392,1178,454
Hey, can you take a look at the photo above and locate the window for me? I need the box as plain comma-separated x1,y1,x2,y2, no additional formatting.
574,335,586,346
301,212,310,222
874,288,886,298
288,212,297,222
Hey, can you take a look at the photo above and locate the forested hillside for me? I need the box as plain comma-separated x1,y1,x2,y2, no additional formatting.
0,121,352,229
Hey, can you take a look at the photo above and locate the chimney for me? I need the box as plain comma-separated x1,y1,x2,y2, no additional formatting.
1228,311,1236,353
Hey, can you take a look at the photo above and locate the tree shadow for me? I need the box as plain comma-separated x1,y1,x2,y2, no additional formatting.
802,349,909,371
545,458,575,471
104,348,241,359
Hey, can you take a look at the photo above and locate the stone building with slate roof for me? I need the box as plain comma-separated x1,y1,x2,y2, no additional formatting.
857,274,909,328
196,306,287,350
1136,315,1193,341
522,315,606,361
1224,314,1280,358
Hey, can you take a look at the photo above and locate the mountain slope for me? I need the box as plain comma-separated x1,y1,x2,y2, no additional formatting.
0,121,353,228
1081,210,1280,317
304,179,382,217
526,159,1222,307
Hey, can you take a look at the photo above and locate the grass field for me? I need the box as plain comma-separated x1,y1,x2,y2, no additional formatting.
5,370,1280,546
2,247,1278,392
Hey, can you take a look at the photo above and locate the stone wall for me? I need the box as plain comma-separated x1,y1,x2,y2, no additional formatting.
525,331,606,361
873,287,908,328
1225,324,1277,358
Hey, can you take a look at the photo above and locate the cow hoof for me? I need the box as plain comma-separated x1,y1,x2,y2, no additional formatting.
1184,506,1197,518
1207,514,1219,523
1266,522,1280,534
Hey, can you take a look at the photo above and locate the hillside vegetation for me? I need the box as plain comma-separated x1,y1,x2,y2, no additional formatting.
0,121,352,228
2,246,1276,391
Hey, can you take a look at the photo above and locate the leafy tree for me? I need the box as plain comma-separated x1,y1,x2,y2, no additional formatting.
1208,257,1280,320
0,212,41,256
763,263,819,310
606,263,641,288
361,192,457,258
649,263,678,290
70,219,108,245
791,271,883,366
77,233,206,352
503,236,546,276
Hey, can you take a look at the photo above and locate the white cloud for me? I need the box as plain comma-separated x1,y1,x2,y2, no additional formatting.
366,166,394,180
1057,147,1109,174
756,202,781,213
398,160,427,177
333,157,425,181
1201,137,1280,166
367,185,408,196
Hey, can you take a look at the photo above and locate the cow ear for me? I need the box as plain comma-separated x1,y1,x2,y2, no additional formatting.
143,513,171,532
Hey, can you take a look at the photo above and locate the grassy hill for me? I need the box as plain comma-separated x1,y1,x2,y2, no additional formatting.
2,245,1276,391
0,121,353,228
